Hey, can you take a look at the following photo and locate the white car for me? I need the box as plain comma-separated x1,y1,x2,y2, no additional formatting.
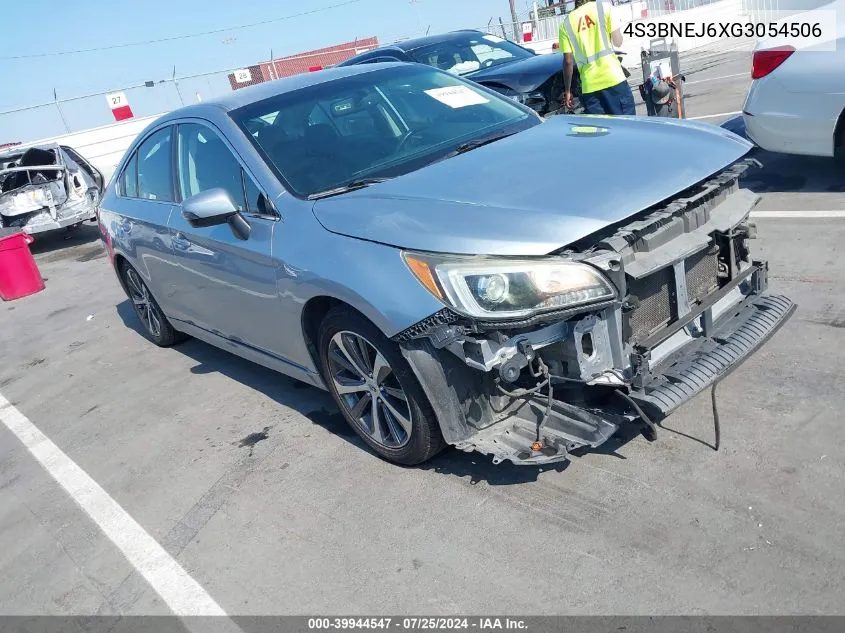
742,0,845,159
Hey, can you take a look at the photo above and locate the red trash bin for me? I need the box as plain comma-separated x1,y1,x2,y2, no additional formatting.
0,230,45,301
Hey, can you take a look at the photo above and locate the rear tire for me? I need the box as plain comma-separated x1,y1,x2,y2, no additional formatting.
119,261,186,347
318,306,445,466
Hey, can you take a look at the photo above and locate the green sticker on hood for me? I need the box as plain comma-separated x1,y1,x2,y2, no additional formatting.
569,125,610,137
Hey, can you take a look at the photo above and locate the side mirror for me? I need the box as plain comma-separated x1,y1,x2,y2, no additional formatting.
182,188,251,240
182,188,238,227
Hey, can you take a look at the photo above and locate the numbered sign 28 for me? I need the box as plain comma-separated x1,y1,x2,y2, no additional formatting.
233,69,252,84
106,91,134,121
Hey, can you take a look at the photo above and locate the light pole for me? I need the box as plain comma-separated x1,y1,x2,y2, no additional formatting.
508,0,519,40
172,66,185,107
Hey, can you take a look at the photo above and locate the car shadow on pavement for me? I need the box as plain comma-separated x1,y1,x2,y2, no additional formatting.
115,300,368,450
742,150,845,194
721,115,845,194
421,449,571,486
28,222,101,255
115,301,646,486
422,422,648,485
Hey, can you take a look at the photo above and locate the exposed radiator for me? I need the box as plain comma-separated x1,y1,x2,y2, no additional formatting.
626,267,674,343
625,246,721,344
685,247,720,306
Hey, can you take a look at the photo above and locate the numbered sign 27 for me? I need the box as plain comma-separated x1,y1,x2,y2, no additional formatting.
106,91,134,121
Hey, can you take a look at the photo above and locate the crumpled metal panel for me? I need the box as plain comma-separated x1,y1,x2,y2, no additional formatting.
0,181,68,217
0,144,101,232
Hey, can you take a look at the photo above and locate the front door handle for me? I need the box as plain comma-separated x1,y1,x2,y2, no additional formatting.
172,232,191,251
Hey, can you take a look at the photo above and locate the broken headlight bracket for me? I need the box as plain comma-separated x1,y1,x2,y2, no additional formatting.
443,320,568,374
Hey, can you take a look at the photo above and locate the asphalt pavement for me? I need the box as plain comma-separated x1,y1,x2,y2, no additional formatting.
0,42,843,618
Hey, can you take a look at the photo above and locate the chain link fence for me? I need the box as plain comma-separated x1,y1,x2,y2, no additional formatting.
0,70,236,145
0,44,382,145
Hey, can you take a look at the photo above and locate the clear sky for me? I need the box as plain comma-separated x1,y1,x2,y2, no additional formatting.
0,0,528,143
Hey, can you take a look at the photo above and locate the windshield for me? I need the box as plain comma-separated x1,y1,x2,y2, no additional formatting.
408,33,533,76
230,64,536,198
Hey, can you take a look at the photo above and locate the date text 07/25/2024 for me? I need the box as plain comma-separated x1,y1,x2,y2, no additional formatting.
307,618,529,630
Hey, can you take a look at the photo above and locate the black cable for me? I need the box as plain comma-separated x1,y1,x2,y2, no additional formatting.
548,373,588,384
614,389,658,442
711,380,721,451
495,356,555,449
495,377,547,399
535,358,554,444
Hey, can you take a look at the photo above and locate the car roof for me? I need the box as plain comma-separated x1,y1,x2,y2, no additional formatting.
162,63,404,118
355,30,488,55
0,142,62,160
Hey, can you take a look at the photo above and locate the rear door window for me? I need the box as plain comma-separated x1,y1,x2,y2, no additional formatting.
136,127,174,202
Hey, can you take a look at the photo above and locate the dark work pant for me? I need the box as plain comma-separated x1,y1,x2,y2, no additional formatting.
581,80,636,115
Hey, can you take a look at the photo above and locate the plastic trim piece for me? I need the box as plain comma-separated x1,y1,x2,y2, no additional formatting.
392,308,463,342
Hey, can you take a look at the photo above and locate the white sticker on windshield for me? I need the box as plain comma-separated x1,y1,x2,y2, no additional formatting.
483,34,505,43
424,86,490,109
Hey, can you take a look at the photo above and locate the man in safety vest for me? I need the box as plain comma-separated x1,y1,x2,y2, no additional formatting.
560,0,635,115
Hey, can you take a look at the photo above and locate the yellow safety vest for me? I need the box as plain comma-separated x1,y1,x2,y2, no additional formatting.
559,1,626,94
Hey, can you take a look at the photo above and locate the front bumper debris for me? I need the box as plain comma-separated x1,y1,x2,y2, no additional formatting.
630,293,795,420
400,159,794,466
407,289,794,466
453,396,622,465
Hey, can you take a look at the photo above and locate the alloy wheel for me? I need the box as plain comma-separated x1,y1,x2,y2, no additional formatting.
327,331,412,449
125,268,162,339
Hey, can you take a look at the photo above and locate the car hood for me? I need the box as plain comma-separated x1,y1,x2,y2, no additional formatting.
464,52,563,93
312,115,753,257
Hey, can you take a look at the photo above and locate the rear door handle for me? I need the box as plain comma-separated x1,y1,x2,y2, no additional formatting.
172,232,191,251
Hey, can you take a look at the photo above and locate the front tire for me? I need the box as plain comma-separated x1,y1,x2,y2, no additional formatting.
120,262,186,347
318,306,445,466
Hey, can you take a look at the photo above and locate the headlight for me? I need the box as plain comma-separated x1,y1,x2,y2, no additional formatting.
403,253,617,319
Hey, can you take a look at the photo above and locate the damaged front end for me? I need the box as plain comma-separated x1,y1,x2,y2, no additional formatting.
396,159,795,465
0,144,104,235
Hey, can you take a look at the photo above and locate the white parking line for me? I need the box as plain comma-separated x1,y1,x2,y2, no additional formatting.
689,110,742,120
751,211,845,218
686,72,749,86
0,392,229,618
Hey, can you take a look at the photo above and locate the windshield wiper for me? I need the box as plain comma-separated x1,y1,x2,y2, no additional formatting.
454,132,517,155
307,177,390,200
426,132,518,167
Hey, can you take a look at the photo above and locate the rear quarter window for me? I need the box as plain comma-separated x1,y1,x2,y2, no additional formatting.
119,153,138,198
136,127,174,202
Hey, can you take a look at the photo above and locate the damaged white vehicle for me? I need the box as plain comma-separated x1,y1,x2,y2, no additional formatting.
0,143,104,235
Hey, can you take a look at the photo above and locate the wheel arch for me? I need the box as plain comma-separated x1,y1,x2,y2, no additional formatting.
112,252,131,296
301,295,382,382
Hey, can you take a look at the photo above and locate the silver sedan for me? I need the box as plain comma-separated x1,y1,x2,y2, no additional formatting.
98,62,794,467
